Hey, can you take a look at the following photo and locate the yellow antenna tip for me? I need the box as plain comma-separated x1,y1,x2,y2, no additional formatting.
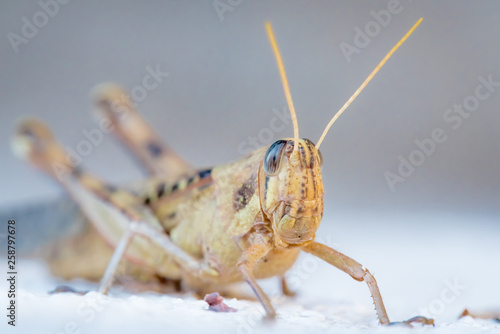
315,17,423,149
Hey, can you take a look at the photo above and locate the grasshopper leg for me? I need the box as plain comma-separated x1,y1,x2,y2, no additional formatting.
81,195,220,295
237,242,276,318
302,242,434,326
460,309,500,322
91,83,194,181
98,227,134,294
280,275,296,297
13,118,218,294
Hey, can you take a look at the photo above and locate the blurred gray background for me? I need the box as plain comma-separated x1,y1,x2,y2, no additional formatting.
1,1,499,215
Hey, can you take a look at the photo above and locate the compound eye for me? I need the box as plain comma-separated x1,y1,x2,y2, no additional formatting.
317,149,323,167
263,140,288,176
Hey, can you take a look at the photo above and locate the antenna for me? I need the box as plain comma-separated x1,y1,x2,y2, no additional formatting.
316,17,423,149
266,22,300,152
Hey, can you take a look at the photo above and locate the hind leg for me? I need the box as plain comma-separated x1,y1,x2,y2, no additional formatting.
13,119,217,293
280,275,296,297
92,83,194,181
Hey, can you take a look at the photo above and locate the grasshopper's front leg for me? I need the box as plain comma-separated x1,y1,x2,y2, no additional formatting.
302,242,434,326
237,238,276,318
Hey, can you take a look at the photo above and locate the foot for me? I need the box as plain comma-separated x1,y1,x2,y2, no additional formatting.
280,276,296,297
460,309,500,322
389,316,434,327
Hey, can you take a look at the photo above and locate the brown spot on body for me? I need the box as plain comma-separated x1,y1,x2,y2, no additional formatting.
233,175,256,211
299,144,306,168
156,182,166,197
311,170,317,196
171,183,178,192
73,168,83,177
304,139,316,167
147,142,163,157
105,184,117,192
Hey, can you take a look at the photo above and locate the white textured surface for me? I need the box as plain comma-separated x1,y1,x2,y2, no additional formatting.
1,213,500,333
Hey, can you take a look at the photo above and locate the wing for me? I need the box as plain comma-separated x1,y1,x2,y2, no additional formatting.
142,147,267,238
212,147,267,237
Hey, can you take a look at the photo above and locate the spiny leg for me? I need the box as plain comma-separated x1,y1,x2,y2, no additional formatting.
12,118,218,294
237,241,276,318
302,242,434,326
92,83,194,181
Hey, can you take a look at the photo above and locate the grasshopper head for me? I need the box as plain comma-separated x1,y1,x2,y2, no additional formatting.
259,138,324,245
260,20,420,244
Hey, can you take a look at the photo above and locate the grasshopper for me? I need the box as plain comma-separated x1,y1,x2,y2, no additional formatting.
12,20,433,326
